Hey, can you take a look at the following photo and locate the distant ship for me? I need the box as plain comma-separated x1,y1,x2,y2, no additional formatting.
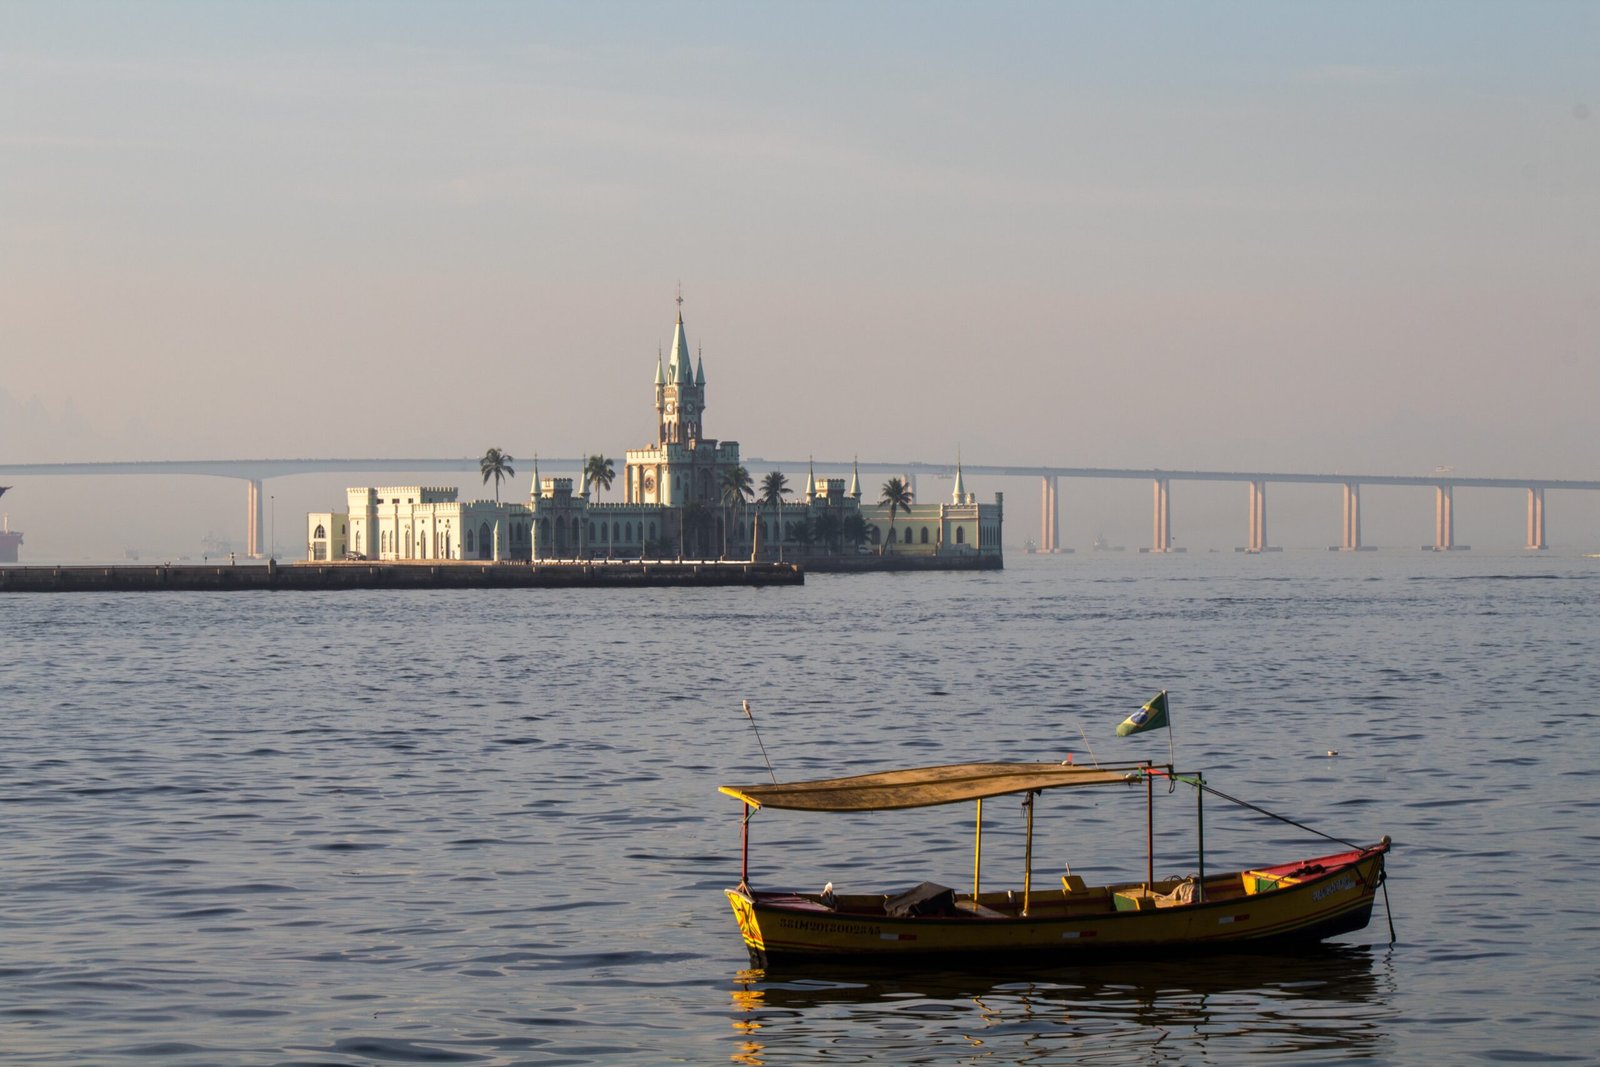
1092,532,1125,552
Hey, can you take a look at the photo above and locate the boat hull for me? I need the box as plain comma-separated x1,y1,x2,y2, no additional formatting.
727,843,1387,966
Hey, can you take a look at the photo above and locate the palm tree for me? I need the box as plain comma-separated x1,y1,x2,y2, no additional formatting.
584,454,616,500
720,465,754,559
813,510,842,555
480,447,516,503
759,471,791,560
842,512,868,554
794,514,818,556
879,476,913,553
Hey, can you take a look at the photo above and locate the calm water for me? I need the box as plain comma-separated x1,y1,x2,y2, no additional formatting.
2,551,1597,1065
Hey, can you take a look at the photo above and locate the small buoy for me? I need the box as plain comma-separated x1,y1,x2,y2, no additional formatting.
1327,750,1339,757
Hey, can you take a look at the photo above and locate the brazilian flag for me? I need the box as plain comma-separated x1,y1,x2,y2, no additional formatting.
1117,691,1170,736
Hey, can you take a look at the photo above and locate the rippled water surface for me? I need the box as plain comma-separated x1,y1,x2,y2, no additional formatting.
3,551,1597,1064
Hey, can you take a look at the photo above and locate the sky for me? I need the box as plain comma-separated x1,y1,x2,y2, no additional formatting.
1,1,1596,557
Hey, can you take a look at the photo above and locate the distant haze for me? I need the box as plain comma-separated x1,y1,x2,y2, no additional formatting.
1,2,1595,559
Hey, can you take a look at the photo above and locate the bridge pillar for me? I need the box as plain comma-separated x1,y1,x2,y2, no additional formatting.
1428,484,1468,551
1336,482,1366,550
1040,476,1060,553
1526,487,1547,550
1148,478,1174,553
1244,480,1269,552
245,478,264,558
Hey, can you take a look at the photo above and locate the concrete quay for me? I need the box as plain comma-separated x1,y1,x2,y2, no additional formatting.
0,559,804,592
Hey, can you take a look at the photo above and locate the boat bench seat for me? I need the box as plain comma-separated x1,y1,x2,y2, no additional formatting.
955,899,1008,919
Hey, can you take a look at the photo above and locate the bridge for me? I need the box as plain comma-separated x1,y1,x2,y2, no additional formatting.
1,457,1597,557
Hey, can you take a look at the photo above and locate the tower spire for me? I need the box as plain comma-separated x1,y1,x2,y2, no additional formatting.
849,456,861,500
952,451,967,504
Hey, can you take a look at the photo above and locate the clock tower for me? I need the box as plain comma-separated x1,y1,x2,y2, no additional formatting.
657,294,706,445
626,293,740,517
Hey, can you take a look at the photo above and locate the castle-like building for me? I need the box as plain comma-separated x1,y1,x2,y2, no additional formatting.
307,302,1002,564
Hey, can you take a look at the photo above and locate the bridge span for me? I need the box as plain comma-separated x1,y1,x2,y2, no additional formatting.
1,458,1596,556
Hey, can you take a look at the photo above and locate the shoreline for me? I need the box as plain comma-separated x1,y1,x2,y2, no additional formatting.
0,559,805,592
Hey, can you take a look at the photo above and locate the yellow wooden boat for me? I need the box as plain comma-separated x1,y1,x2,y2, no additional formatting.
721,760,1390,966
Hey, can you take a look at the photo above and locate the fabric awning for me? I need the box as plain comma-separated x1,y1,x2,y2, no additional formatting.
719,761,1146,812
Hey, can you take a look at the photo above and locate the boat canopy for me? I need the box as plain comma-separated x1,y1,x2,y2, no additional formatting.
719,761,1147,812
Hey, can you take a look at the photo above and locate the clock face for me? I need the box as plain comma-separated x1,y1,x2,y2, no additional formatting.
643,473,656,492
665,401,676,415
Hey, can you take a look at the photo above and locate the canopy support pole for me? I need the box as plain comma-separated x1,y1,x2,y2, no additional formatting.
1022,791,1035,916
1196,772,1206,902
740,805,751,888
972,797,983,901
1146,763,1154,892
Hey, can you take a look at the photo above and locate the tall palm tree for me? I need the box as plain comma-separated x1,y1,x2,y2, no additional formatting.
720,465,754,558
879,476,913,554
480,447,516,503
759,471,790,560
584,454,616,500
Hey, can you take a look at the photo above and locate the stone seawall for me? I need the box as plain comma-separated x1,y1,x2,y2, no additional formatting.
0,560,804,592
798,554,1003,573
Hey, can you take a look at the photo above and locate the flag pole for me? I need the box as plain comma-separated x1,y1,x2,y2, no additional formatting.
1165,689,1175,770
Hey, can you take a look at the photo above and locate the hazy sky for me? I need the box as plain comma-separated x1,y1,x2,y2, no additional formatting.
2,2,1596,556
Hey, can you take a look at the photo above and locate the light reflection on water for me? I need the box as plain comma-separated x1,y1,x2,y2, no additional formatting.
1,551,1597,1064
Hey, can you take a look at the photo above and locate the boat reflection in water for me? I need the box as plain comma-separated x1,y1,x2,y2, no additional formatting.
728,944,1396,1064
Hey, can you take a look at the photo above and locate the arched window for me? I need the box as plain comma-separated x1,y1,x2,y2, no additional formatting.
903,527,914,544
571,518,581,542
920,527,929,544
479,522,492,558
613,522,620,541
625,522,633,541
314,524,326,539
956,526,966,544
649,521,657,540
465,528,474,553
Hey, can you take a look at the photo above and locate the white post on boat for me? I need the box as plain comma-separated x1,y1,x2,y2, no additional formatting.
972,797,983,901
1196,772,1206,902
